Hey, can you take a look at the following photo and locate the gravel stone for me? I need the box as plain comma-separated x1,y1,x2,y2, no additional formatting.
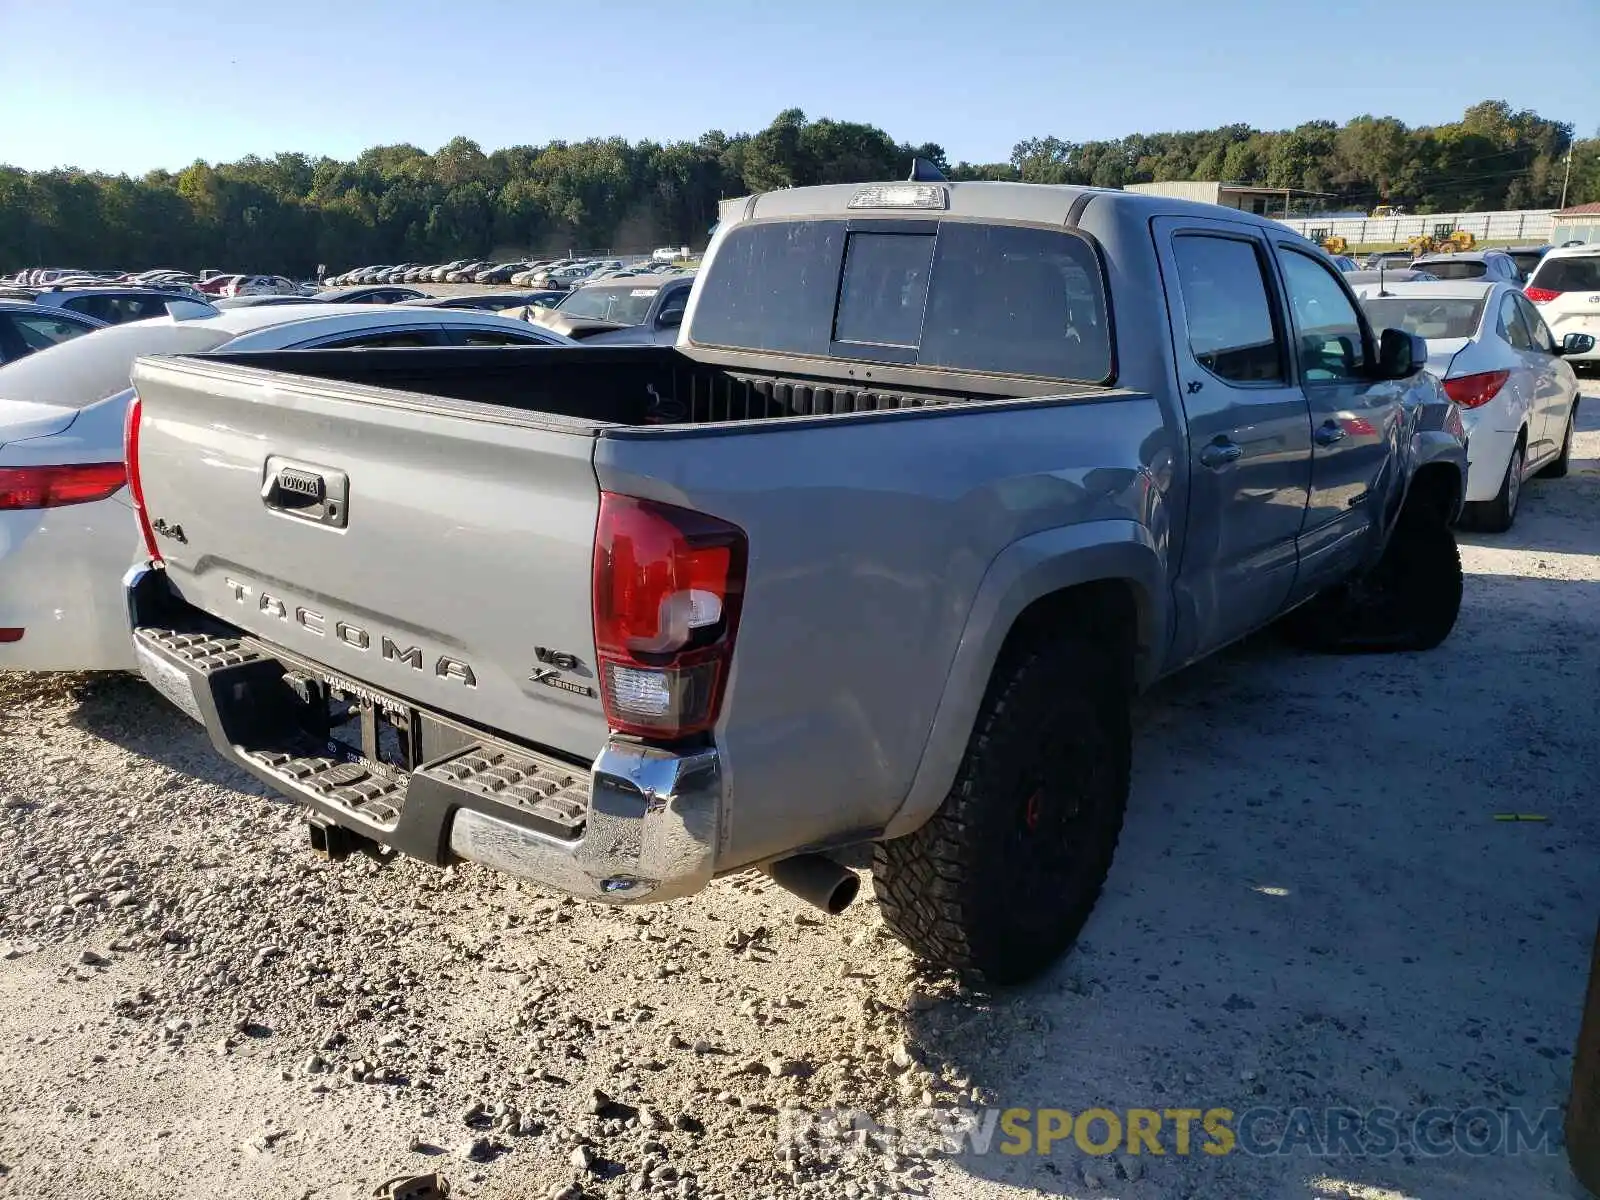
0,496,1592,1200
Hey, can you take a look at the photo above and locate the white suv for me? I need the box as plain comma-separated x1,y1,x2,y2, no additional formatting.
1525,246,1600,366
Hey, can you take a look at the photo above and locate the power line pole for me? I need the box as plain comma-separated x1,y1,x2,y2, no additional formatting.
1561,151,1573,210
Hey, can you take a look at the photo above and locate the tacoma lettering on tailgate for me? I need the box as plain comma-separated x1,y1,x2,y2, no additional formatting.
224,577,477,687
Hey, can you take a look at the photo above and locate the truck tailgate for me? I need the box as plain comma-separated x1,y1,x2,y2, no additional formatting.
128,355,609,762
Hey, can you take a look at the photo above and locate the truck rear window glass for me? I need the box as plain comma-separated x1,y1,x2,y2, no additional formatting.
920,223,1110,380
835,233,935,348
692,219,1112,382
689,221,845,357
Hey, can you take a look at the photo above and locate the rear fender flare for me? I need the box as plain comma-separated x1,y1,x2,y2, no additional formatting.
881,520,1168,839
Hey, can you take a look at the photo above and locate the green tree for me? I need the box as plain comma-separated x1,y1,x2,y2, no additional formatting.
0,100,1581,275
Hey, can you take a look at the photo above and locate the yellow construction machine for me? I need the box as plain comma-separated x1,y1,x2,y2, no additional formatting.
1407,230,1477,257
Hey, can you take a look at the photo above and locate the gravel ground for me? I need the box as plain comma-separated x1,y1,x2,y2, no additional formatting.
2,387,1597,1200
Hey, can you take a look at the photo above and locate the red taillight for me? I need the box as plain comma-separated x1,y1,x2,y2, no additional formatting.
0,462,126,510
124,393,162,564
1524,287,1561,304
1442,369,1510,410
592,492,747,739
0,628,23,643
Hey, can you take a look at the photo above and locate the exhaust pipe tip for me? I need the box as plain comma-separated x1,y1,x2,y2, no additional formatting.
761,853,860,915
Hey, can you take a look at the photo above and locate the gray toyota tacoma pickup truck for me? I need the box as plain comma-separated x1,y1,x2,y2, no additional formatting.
124,167,1467,982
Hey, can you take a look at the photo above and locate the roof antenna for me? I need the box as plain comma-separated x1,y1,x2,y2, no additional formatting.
908,157,948,183
1377,259,1389,298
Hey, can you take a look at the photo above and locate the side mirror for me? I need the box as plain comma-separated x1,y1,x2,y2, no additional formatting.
656,308,684,330
1560,332,1596,357
1377,327,1425,379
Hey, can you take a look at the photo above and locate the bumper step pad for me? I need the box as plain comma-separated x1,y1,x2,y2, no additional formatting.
135,624,588,843
137,627,267,671
425,747,588,839
240,748,408,827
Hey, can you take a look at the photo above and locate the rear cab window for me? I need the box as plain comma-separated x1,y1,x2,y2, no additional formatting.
690,219,1112,383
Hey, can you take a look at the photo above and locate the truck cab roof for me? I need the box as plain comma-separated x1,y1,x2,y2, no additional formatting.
724,179,1306,241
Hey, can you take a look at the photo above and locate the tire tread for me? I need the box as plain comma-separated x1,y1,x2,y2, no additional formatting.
873,616,1131,983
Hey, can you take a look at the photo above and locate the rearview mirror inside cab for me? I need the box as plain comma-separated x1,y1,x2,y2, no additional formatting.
1376,327,1426,380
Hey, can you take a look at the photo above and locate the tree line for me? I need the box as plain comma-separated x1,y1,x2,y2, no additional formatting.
2,101,1594,277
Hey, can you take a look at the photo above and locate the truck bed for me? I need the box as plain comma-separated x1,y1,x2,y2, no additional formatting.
129,344,1161,874
198,344,1076,429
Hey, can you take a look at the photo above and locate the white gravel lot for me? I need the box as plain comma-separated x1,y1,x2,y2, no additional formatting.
1,385,1596,1200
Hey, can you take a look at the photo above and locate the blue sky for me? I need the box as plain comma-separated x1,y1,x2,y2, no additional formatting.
2,0,1595,176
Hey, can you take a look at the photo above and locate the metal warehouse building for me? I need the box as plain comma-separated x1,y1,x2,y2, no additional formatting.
1122,180,1307,216
1552,202,1600,245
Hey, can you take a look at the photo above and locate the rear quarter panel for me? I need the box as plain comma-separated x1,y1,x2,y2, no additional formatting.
596,394,1173,868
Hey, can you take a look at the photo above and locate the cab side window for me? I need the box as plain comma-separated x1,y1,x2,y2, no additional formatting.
1277,249,1368,383
1170,234,1285,384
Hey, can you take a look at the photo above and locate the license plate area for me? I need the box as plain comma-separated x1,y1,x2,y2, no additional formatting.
281,668,423,774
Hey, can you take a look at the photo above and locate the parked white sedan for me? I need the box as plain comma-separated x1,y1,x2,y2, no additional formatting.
1353,280,1591,531
0,305,573,671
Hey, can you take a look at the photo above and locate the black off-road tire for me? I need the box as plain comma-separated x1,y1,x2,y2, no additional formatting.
1466,439,1524,533
1539,402,1576,479
872,619,1132,985
1282,504,1462,654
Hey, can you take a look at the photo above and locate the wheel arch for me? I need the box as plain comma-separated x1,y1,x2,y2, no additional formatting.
1406,459,1465,527
1398,418,1470,531
880,520,1167,839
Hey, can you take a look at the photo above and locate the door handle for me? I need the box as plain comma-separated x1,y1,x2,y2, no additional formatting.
1198,438,1244,469
1314,421,1347,446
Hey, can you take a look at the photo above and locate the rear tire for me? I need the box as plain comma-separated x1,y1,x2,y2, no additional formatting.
1282,503,1462,654
872,615,1132,985
1539,402,1576,479
1466,439,1524,533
